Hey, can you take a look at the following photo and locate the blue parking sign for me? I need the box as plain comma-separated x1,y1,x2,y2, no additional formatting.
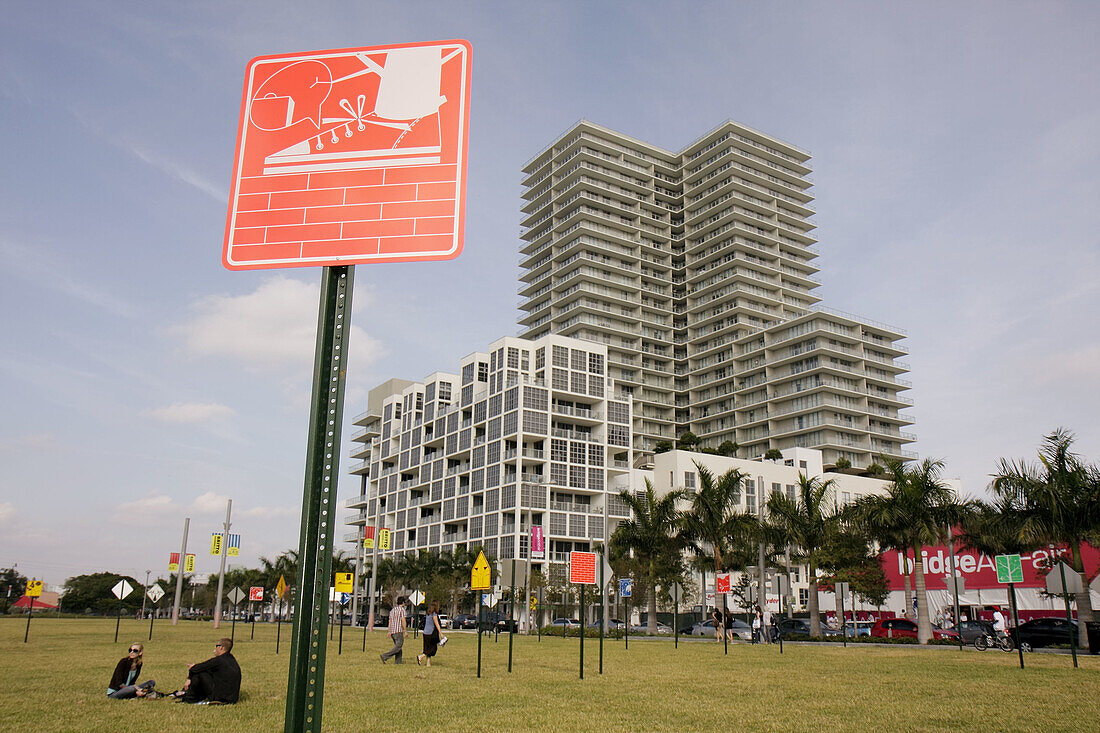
619,578,633,598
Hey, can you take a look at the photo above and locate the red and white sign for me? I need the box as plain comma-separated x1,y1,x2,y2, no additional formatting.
569,551,597,585
716,572,731,594
249,586,264,602
881,543,1100,591
223,40,472,270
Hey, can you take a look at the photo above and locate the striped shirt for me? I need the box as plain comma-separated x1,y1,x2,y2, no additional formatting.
387,605,407,635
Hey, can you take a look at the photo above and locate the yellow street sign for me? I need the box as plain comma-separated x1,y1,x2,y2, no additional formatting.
276,575,288,599
334,572,353,593
471,550,492,590
529,596,538,610
26,580,43,597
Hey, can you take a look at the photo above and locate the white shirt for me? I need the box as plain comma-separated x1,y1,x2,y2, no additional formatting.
993,611,1006,632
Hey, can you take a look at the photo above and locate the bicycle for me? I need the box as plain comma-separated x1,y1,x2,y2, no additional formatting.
973,630,1014,652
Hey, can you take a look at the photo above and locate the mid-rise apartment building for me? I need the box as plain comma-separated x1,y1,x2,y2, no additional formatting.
345,334,635,594
517,120,914,468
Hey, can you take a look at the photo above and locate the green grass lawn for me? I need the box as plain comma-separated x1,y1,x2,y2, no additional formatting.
3,616,1098,732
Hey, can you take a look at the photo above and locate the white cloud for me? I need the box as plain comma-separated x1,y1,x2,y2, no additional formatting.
191,491,232,515
125,142,226,201
173,277,385,374
115,493,175,521
144,402,235,423
0,502,14,525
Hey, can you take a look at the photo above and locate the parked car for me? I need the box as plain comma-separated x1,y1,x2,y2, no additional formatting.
945,619,995,644
437,613,451,629
870,618,960,641
844,620,875,637
630,622,672,635
451,613,478,630
586,618,627,630
1009,618,1078,649
481,612,518,632
687,619,719,636
550,617,581,629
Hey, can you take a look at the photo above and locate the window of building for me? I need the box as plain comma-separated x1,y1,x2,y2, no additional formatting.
588,353,604,375
552,345,569,367
685,471,696,489
478,362,489,382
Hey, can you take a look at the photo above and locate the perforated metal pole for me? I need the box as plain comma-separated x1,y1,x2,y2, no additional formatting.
284,266,353,733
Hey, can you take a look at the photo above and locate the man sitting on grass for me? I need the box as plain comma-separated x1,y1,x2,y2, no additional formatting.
171,637,241,704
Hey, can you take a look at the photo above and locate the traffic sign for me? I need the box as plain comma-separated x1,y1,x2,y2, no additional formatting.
339,592,351,606
1045,562,1084,595
619,578,633,598
529,596,539,610
498,558,529,587
716,572,730,594
600,554,613,585
670,582,684,599
334,572,354,594
276,575,289,599
570,551,596,584
223,40,473,270
471,551,492,590
249,586,264,602
227,586,247,605
146,583,165,604
111,580,134,600
409,590,425,605
25,580,43,597
995,554,1024,584
481,592,497,607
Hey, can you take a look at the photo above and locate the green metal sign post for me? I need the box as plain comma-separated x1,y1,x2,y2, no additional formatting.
995,554,1026,670
1057,563,1079,669
284,265,353,733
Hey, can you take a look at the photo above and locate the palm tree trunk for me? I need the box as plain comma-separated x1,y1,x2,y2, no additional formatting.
913,542,931,644
902,549,913,620
648,583,658,634
808,561,820,637
1071,543,1094,648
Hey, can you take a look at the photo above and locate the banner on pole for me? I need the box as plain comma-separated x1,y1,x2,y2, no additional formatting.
363,526,375,549
210,533,223,556
378,527,391,550
530,526,545,559
228,533,241,557
184,554,196,572
169,552,180,572
716,572,731,594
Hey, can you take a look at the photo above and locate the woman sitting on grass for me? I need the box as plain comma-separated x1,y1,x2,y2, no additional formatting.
107,643,155,698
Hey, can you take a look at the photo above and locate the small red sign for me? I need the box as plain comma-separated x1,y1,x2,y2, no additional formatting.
716,572,730,594
223,40,472,270
249,586,264,602
569,551,597,585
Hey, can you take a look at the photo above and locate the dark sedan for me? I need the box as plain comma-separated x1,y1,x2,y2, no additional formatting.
945,619,995,644
1009,618,1078,649
451,613,478,629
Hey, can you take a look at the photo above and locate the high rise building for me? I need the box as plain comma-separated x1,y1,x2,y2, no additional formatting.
345,334,635,599
517,120,914,468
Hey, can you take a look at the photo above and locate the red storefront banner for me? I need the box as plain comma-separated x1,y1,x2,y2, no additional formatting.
881,543,1100,591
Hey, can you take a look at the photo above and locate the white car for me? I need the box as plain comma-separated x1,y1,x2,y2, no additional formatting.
437,614,451,629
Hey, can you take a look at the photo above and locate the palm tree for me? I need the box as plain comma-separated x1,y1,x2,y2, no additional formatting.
766,473,840,636
678,464,756,617
991,429,1100,648
854,457,969,644
609,480,686,633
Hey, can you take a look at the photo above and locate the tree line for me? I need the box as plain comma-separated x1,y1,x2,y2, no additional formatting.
610,428,1100,645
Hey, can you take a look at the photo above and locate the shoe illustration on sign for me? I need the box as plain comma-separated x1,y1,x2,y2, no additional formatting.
255,46,456,174
223,40,472,271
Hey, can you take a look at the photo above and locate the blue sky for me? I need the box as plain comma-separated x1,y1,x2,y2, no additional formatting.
2,1,1098,585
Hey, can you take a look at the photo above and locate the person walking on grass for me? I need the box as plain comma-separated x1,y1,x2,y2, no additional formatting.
381,595,407,664
417,600,444,666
